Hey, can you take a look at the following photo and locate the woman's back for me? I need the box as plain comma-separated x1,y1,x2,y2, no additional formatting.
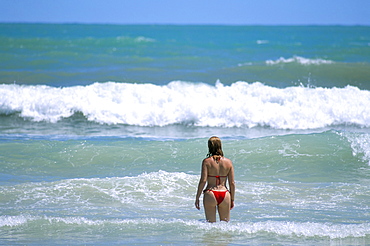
204,156,233,189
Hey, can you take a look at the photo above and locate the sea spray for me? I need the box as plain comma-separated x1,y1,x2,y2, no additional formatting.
1,82,369,129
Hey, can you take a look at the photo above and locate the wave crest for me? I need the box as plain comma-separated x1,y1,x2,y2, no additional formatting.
266,56,334,65
1,81,369,129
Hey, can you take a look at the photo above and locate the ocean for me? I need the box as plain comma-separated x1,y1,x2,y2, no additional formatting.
0,23,370,245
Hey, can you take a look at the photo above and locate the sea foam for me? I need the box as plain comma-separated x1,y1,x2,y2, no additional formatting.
1,81,369,129
340,132,370,165
1,215,369,240
266,56,334,65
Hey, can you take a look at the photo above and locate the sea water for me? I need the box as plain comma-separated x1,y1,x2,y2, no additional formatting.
0,24,370,245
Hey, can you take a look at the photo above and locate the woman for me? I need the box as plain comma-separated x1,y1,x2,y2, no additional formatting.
195,136,235,222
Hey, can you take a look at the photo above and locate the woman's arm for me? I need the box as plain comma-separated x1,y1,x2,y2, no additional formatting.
228,163,235,209
195,159,208,210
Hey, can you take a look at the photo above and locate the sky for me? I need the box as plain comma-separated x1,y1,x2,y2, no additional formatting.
0,0,369,25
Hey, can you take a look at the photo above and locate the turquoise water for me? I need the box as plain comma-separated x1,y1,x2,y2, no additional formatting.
1,24,370,245
1,24,370,88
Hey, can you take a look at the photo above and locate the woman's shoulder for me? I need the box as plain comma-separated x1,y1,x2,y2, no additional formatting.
202,157,213,164
221,156,232,163
203,156,232,165
203,156,231,161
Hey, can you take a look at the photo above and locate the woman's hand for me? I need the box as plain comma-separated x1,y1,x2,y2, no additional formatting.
230,200,234,210
195,199,200,210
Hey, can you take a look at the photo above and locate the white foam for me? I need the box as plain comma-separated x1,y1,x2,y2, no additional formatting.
1,215,368,239
0,215,33,227
1,81,369,129
225,221,370,239
0,171,197,209
340,132,370,165
256,40,269,45
266,56,334,65
115,36,155,43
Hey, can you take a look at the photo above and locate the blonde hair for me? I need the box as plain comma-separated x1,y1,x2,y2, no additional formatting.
207,136,224,157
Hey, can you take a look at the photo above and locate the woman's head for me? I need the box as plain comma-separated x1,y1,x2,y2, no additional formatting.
207,136,224,157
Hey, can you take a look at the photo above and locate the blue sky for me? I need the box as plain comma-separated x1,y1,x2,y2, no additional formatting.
0,0,369,25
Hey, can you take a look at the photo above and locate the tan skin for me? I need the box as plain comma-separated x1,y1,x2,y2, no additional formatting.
195,155,235,222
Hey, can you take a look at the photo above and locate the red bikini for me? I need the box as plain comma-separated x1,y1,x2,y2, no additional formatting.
208,175,227,186
205,175,229,205
210,190,228,205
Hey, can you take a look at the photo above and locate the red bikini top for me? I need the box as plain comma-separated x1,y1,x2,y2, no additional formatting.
208,175,227,186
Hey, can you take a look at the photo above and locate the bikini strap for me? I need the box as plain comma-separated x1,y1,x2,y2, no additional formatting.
208,175,227,186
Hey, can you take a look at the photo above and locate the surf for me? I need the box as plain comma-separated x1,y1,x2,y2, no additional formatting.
1,81,370,129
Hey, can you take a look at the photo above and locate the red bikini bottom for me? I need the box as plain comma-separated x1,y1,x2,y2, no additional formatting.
205,190,229,205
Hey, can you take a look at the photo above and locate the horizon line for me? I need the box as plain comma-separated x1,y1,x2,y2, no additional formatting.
1,21,369,27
